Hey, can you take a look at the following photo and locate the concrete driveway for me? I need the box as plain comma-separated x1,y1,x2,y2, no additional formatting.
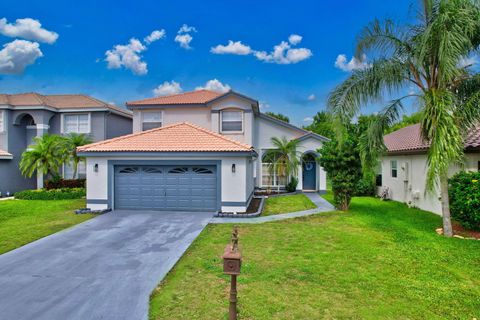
0,210,213,320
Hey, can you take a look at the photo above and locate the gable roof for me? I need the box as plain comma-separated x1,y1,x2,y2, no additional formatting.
384,123,480,154
258,113,329,142
0,93,132,117
77,122,254,153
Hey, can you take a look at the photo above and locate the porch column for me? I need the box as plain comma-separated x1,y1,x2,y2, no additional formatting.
35,124,50,189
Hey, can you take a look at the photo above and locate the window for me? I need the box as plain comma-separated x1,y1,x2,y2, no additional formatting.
261,152,286,187
63,161,86,179
0,111,4,132
221,110,243,132
391,160,398,178
63,114,90,133
142,111,162,131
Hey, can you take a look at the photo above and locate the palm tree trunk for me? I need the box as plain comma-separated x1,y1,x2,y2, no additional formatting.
439,174,453,237
72,160,78,180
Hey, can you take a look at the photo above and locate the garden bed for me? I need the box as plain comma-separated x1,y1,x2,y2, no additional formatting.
254,190,300,197
214,196,265,218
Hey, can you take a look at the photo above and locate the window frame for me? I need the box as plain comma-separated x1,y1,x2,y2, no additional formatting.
62,113,91,134
63,160,87,180
390,160,398,178
261,151,287,188
141,110,163,131
220,109,244,133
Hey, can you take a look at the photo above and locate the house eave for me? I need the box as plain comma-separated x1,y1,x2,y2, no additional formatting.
77,150,257,158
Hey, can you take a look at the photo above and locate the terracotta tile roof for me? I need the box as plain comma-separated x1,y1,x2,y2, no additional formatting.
384,123,480,153
126,90,223,106
0,93,132,117
0,149,12,158
77,122,254,153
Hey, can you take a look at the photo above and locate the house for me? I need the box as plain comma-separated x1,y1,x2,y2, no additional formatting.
78,90,328,213
0,93,133,195
379,123,480,215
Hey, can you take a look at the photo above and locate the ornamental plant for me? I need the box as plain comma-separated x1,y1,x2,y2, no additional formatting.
448,171,480,231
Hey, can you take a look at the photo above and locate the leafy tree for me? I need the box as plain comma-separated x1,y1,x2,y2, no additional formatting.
64,133,93,179
263,137,300,193
319,137,362,210
386,112,423,133
328,0,480,237
20,134,69,183
265,112,290,123
303,111,335,138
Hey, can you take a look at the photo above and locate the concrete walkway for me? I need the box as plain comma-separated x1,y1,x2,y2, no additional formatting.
210,192,335,224
0,210,212,320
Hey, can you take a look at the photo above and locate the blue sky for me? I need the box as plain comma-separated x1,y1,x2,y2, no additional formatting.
0,0,415,126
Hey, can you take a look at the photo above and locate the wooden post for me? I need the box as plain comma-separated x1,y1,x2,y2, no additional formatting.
223,226,242,320
229,275,237,320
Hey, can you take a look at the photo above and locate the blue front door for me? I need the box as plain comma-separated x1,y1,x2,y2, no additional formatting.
302,161,316,190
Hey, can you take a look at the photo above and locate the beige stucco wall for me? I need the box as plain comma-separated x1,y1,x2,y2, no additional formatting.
380,153,480,215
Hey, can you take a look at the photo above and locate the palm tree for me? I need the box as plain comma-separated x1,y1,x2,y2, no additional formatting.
328,0,480,237
20,134,69,183
64,133,93,179
263,137,301,193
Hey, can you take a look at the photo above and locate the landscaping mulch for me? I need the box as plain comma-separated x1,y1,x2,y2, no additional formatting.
436,223,480,240
245,197,261,214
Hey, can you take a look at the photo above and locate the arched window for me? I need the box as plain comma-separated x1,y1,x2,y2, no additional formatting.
261,152,286,187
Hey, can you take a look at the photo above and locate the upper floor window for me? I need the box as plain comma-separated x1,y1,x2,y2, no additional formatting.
63,114,90,133
142,111,162,131
0,111,4,132
221,110,243,132
390,160,398,178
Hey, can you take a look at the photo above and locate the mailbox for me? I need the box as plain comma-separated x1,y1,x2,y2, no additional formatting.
223,245,242,275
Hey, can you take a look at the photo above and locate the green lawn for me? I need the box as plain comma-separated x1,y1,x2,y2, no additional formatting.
262,194,317,216
150,196,480,319
0,199,93,254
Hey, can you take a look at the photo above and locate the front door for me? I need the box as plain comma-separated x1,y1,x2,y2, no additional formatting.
302,161,316,190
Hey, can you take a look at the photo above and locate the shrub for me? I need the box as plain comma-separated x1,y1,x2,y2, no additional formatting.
15,188,86,200
44,179,86,189
286,177,298,192
449,171,480,231
354,178,376,196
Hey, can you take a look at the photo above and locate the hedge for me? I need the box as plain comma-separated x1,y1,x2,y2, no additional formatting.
15,188,86,200
44,179,86,190
449,171,480,231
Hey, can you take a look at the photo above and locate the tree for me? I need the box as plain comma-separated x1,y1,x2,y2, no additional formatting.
263,137,300,193
319,137,362,210
20,134,69,183
303,111,335,138
64,133,93,179
386,112,423,133
328,0,480,237
265,112,290,123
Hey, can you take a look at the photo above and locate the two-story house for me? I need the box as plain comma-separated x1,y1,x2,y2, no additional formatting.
78,90,328,213
0,93,132,194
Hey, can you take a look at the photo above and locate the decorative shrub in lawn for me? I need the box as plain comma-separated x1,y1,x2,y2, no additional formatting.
449,171,480,231
15,188,86,200
354,178,376,196
286,176,298,192
44,179,86,190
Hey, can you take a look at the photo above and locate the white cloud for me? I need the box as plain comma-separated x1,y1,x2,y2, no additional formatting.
259,101,270,110
288,34,302,45
153,81,182,96
178,24,197,34
0,39,43,74
458,55,478,68
254,40,312,64
105,38,148,75
211,40,252,55
175,34,193,49
0,18,58,44
144,29,166,44
195,79,231,93
303,117,314,122
307,94,316,101
335,54,371,72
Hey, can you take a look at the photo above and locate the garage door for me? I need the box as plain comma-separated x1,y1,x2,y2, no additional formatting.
114,165,217,211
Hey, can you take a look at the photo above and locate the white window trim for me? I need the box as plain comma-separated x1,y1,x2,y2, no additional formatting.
0,110,4,133
141,110,163,130
220,109,244,134
390,160,398,178
260,151,287,188
61,113,91,134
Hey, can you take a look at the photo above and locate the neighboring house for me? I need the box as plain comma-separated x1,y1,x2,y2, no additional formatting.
379,123,480,215
0,93,133,194
78,90,328,213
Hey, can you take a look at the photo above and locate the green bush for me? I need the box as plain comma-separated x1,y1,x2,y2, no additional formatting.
15,188,86,200
354,178,376,196
449,171,480,231
286,177,298,192
44,179,86,189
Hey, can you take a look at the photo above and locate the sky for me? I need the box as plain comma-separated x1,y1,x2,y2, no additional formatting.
0,0,418,126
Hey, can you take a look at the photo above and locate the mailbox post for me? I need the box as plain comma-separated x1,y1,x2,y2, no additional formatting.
222,226,242,320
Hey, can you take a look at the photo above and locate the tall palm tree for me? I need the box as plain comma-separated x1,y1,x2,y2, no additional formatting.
263,137,301,192
20,134,69,183
65,133,92,179
328,0,480,237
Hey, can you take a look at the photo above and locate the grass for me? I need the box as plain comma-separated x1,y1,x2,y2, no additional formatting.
150,196,480,319
262,194,317,216
0,199,93,254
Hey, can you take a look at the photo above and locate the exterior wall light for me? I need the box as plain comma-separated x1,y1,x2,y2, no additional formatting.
232,164,236,173
94,164,99,172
